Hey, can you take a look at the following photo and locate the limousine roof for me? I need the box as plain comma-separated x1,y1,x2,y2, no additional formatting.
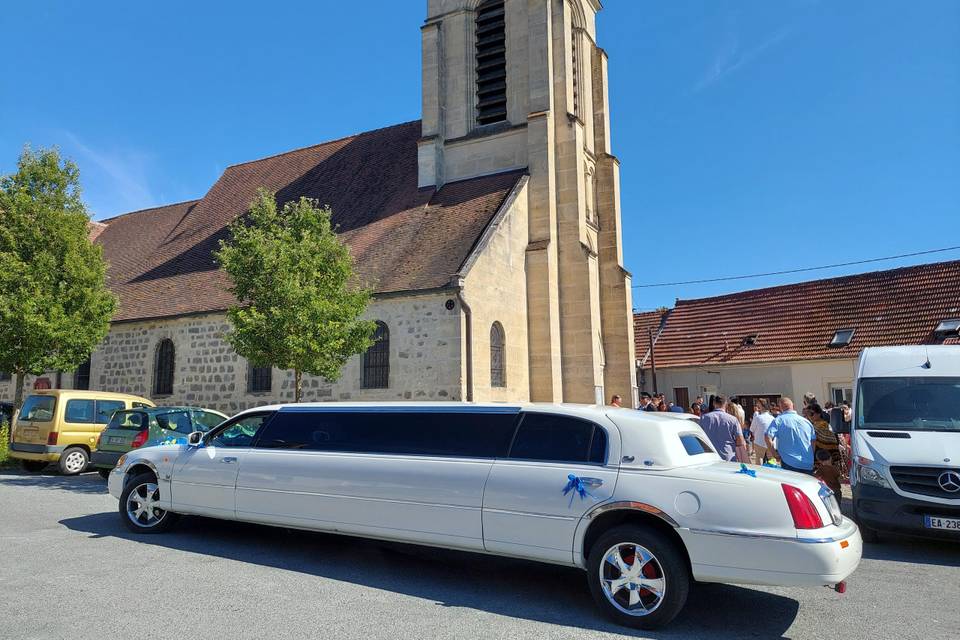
234,402,710,468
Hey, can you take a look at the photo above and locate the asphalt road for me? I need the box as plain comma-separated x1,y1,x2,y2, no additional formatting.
0,469,956,640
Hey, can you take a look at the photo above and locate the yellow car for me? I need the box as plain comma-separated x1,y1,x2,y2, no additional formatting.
10,390,154,475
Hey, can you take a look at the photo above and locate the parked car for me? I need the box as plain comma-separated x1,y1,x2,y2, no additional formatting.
107,402,862,630
91,406,227,479
11,390,154,475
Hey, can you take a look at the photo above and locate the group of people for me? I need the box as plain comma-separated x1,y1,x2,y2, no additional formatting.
624,391,849,498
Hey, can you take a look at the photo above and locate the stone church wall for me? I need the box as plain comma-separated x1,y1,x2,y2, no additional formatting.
0,291,464,416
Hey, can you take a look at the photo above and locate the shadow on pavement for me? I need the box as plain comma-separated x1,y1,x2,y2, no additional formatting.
60,511,798,638
0,469,107,495
861,535,959,567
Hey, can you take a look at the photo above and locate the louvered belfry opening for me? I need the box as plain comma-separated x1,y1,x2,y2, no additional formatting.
475,0,507,126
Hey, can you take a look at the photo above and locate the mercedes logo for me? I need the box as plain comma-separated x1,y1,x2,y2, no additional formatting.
938,471,960,493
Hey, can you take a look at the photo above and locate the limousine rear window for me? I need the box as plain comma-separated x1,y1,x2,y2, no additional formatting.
679,433,713,456
254,411,518,458
508,413,606,464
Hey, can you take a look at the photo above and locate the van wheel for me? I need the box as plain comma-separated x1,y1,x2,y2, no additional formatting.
21,460,48,473
119,472,179,534
97,469,111,480
586,524,689,630
58,447,89,475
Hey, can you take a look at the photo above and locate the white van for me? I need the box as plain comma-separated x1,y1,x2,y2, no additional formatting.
834,346,960,541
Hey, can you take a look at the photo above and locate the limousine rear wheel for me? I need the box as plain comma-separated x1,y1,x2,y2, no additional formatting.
586,524,689,630
120,472,179,534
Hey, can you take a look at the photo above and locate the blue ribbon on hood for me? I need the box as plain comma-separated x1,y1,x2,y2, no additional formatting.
562,474,597,504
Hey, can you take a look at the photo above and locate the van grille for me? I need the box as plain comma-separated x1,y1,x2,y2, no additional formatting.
890,466,960,499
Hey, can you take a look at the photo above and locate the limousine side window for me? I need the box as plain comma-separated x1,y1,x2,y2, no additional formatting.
508,413,607,464
255,410,518,458
207,413,274,448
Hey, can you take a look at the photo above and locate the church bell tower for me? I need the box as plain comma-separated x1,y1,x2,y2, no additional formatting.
419,0,637,405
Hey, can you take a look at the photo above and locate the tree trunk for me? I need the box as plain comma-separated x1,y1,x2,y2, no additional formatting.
13,371,25,422
294,369,302,403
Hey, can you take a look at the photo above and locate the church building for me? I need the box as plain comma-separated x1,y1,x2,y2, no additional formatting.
0,0,637,414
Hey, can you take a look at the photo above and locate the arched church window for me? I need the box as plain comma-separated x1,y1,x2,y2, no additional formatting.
74,357,91,390
476,0,507,125
490,322,506,388
154,339,175,396
362,321,390,389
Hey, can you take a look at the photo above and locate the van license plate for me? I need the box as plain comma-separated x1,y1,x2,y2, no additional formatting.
108,436,125,445
924,515,960,531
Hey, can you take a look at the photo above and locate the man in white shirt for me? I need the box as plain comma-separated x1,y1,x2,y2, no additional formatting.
750,398,775,464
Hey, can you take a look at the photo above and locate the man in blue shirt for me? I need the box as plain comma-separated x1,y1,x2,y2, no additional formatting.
765,397,817,474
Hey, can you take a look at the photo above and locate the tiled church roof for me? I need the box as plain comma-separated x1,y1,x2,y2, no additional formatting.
95,121,526,322
636,259,960,368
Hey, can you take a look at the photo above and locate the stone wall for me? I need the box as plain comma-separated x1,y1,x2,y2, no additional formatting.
0,292,465,416
463,180,531,402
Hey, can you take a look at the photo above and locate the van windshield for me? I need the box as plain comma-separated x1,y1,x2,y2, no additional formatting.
20,396,56,422
858,377,960,431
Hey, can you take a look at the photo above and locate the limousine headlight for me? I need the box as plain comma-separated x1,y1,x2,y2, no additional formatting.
116,454,127,468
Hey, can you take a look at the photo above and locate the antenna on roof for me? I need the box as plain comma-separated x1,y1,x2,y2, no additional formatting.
922,346,932,369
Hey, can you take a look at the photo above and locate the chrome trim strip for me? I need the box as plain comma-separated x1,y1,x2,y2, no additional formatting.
584,501,680,528
687,527,854,544
235,485,481,512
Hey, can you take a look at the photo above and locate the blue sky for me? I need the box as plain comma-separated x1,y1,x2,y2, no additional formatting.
2,1,958,310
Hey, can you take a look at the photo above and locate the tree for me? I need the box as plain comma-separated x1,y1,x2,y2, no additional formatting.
216,189,376,402
0,147,117,412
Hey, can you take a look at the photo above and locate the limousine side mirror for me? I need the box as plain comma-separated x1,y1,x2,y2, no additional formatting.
829,407,849,434
187,431,205,446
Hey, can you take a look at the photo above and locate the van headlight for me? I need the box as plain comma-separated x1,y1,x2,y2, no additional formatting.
856,457,890,488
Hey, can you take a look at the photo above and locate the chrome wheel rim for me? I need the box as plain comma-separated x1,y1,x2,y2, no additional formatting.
126,482,166,528
599,542,666,616
63,450,86,473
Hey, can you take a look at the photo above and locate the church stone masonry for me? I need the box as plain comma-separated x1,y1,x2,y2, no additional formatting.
0,0,636,413
419,0,636,405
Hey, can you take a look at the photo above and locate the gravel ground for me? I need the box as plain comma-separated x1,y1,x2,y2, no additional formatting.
0,469,956,640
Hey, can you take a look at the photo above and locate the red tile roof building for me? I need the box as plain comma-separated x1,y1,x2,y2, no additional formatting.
634,260,960,406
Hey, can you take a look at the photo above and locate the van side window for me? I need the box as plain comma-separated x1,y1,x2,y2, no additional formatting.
509,413,607,464
255,410,518,458
95,400,126,424
65,399,96,423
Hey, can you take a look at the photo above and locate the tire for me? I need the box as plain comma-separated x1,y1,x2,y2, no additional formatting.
20,460,48,473
97,468,111,480
57,447,89,475
119,472,179,534
586,524,690,630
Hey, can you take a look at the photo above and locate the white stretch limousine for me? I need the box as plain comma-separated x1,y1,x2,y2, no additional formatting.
108,403,861,629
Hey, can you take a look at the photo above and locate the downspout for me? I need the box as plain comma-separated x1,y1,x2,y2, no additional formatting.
456,282,474,402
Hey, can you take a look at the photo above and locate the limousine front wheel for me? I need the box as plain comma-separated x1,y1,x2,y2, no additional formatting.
586,524,689,630
120,472,179,534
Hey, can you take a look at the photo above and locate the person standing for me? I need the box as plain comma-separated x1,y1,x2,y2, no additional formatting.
609,394,622,408
699,395,748,462
639,392,656,412
765,397,817,475
690,403,702,417
749,399,775,464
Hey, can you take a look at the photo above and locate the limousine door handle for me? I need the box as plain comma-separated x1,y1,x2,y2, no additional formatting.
579,477,604,487
221,456,237,464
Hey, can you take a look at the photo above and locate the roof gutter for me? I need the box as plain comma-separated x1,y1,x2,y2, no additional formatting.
453,279,473,402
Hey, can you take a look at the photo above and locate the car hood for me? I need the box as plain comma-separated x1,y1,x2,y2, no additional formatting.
856,430,960,466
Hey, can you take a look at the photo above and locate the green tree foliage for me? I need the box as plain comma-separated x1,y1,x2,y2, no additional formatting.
0,147,116,411
216,189,376,401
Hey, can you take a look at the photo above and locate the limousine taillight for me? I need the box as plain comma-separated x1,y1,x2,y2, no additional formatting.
781,484,824,529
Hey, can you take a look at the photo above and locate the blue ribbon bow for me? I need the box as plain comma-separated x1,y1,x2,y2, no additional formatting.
562,474,596,504
736,463,757,478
